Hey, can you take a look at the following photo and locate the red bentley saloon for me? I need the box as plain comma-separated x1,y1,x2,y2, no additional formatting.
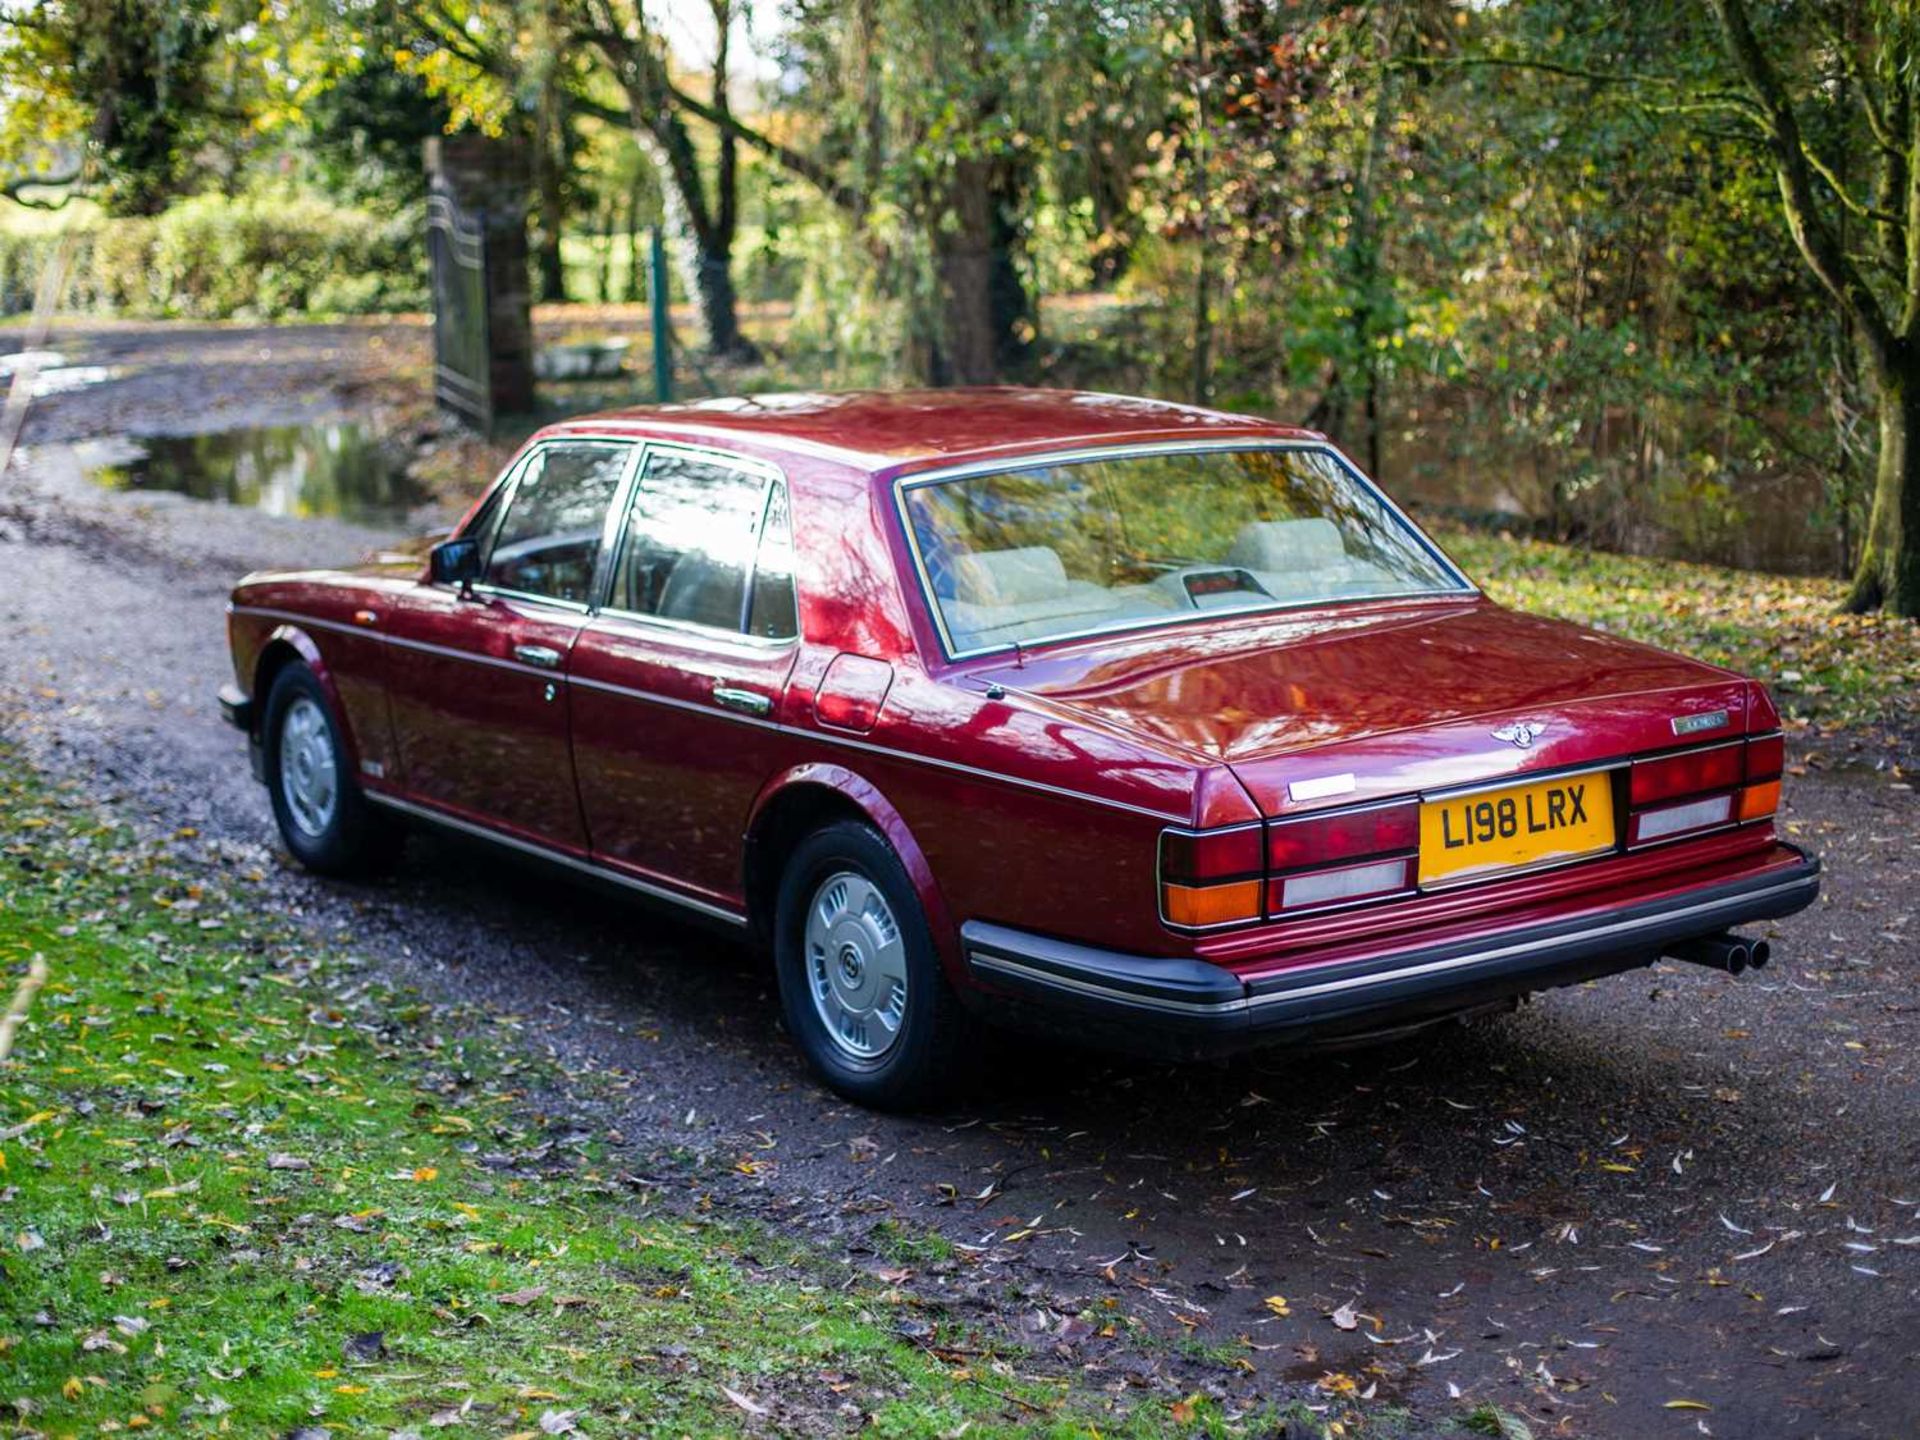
221,390,1819,1107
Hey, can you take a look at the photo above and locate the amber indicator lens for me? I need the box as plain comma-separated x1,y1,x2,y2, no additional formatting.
1737,780,1781,823
1162,879,1263,928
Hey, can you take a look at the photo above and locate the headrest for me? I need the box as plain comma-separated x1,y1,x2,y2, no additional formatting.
950,546,1071,605
1227,518,1347,572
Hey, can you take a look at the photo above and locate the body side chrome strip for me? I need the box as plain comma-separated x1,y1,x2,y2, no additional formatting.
236,605,571,681
233,607,1190,823
362,790,749,927
565,672,1186,821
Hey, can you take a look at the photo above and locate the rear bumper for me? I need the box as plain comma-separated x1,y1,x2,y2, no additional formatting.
960,846,1821,1058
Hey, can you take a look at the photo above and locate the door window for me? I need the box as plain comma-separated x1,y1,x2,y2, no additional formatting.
611,450,791,636
747,482,798,640
482,443,630,604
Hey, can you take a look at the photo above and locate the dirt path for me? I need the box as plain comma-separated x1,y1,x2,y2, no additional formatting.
3,323,1917,1437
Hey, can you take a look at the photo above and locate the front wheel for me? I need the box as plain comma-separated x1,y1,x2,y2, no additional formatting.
261,661,402,877
773,820,972,1110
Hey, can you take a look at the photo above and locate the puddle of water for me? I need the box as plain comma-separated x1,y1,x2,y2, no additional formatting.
85,421,428,528
0,350,123,398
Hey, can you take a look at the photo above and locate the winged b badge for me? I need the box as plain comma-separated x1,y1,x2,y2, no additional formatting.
1491,720,1548,749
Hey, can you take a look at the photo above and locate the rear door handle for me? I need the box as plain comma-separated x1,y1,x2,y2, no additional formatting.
513,644,564,670
711,685,772,717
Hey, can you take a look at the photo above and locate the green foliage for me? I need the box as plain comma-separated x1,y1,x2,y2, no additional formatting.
0,758,1347,1438
1438,521,1920,733
303,50,455,208
0,191,427,319
0,0,248,215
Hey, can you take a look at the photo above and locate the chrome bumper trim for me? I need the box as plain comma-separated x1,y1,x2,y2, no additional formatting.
363,790,749,927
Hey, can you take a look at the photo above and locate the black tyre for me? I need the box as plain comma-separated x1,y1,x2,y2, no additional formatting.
773,820,973,1110
261,661,403,877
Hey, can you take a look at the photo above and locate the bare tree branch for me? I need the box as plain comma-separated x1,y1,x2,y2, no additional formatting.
1,165,85,210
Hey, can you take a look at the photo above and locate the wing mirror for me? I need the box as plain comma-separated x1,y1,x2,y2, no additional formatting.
429,536,481,597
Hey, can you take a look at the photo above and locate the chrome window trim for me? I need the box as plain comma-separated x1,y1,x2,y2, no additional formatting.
890,439,1478,663
586,606,800,652
447,436,642,611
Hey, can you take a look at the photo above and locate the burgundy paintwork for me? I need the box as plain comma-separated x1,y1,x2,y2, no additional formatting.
225,389,1808,1010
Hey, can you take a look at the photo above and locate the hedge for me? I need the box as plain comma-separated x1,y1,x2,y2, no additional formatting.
0,191,430,320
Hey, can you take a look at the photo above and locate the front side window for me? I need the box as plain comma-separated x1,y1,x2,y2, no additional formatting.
611,450,791,636
902,445,1469,654
483,443,630,603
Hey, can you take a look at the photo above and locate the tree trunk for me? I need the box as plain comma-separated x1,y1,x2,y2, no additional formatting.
1191,0,1213,407
692,250,753,362
535,230,567,305
930,158,1003,386
1340,1,1398,480
531,103,571,304
632,128,758,364
1845,349,1920,616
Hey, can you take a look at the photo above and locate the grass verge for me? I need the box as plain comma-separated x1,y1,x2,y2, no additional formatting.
0,760,1308,1439
1436,522,1919,738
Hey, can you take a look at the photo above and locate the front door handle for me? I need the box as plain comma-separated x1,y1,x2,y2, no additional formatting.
513,644,564,670
711,685,772,717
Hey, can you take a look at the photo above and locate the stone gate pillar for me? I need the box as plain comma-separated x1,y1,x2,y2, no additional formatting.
424,135,535,426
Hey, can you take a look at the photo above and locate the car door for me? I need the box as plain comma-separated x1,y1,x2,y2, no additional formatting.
384,438,636,853
568,444,801,910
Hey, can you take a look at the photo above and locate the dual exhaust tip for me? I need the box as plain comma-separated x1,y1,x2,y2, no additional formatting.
1666,932,1771,977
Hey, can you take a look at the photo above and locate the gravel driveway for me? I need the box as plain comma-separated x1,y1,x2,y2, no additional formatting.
3,324,1916,1437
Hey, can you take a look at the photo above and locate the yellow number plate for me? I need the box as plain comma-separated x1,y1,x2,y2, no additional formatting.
1418,772,1615,887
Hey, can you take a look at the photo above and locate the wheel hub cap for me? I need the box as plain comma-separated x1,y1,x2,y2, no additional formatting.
278,696,338,839
805,871,908,1061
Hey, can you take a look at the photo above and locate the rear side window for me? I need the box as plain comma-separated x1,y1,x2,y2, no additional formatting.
483,443,630,604
611,450,795,638
747,483,798,640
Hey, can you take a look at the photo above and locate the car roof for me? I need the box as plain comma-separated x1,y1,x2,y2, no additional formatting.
538,387,1320,473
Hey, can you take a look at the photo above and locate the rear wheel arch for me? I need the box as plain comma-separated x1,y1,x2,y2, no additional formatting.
743,767,961,977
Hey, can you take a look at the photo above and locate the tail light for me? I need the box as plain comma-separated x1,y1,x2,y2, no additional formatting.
1627,732,1782,847
1267,800,1417,914
1161,801,1417,930
1159,825,1264,928
1160,732,1788,933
